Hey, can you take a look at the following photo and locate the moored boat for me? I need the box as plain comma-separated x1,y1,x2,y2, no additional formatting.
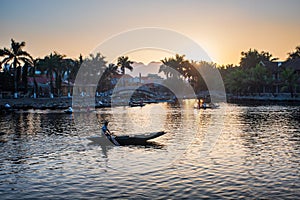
129,101,145,107
194,104,220,109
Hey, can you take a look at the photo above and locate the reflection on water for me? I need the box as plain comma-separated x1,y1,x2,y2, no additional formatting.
0,101,299,199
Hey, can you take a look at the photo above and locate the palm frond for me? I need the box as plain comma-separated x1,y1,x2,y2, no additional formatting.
1,56,13,65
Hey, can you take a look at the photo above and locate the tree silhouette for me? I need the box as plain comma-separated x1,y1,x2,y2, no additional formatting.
38,52,65,98
98,63,119,92
287,45,300,60
0,39,33,98
281,67,298,97
117,56,133,75
28,58,39,98
240,49,277,69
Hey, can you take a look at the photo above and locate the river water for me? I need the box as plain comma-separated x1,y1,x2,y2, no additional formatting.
0,100,299,199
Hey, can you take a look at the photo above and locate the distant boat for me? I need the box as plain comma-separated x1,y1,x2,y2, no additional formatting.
129,101,145,107
194,103,219,109
96,100,111,108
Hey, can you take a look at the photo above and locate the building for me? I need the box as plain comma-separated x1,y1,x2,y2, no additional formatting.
260,58,300,94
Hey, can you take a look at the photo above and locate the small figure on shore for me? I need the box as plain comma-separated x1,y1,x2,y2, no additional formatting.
101,120,119,146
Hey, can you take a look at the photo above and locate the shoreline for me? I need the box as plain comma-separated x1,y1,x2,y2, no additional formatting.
0,97,72,110
227,94,300,104
1,95,300,110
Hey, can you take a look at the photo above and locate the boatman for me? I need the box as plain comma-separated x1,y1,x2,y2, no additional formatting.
197,98,203,109
102,120,120,146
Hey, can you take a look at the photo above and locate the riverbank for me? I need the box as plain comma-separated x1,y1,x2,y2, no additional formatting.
0,97,72,110
1,94,299,110
227,94,300,104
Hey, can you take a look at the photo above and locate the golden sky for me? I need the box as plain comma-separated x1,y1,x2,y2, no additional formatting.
1,0,299,65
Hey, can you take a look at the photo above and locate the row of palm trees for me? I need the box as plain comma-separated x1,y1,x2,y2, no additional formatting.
159,54,209,93
159,47,300,97
0,39,134,98
1,38,299,98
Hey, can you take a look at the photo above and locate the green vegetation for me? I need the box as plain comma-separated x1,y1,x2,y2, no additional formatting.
280,68,298,97
159,48,300,98
0,38,299,99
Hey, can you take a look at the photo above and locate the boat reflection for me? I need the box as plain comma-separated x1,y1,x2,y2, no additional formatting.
87,135,165,158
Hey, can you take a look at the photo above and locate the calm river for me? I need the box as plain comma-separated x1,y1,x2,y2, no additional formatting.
0,100,299,199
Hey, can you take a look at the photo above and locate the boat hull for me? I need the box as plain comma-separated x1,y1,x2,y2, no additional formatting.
87,131,166,146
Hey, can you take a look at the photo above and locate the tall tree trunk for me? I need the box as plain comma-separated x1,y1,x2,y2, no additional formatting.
22,64,28,95
13,60,18,98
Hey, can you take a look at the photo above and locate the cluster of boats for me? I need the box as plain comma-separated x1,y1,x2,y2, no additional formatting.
2,98,219,115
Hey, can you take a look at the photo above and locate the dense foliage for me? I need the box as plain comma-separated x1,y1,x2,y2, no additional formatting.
0,39,299,98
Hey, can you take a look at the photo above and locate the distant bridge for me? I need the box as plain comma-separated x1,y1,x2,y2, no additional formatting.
111,86,157,97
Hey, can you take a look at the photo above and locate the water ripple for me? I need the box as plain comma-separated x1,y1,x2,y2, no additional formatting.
0,103,299,199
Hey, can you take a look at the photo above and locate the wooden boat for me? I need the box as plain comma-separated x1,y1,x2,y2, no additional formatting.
194,103,220,109
87,131,166,146
129,101,145,107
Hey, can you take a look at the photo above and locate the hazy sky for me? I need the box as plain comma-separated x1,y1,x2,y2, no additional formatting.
1,0,299,65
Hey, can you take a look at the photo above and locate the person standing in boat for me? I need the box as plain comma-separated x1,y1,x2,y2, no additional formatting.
197,98,203,109
101,121,120,146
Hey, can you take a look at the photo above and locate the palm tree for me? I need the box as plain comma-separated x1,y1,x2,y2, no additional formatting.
117,56,133,75
225,68,248,96
103,63,119,90
62,58,76,98
287,45,300,60
76,53,107,96
82,53,107,80
69,54,83,82
0,64,14,92
22,63,30,95
117,56,133,87
28,59,39,98
159,55,210,93
240,49,276,69
39,52,65,98
172,54,185,79
159,57,172,79
96,63,116,92
159,54,186,79
280,67,298,98
189,61,209,93
0,39,33,98
248,64,272,94
66,55,82,98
